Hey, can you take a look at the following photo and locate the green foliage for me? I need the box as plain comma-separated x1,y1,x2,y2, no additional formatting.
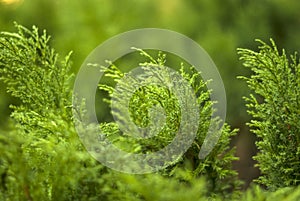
238,39,300,189
99,49,241,198
2,21,300,201
241,185,300,201
111,171,216,201
2,0,300,127
0,24,241,200
0,23,72,127
0,23,106,201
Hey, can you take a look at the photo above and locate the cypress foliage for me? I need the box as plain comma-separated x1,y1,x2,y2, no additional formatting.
4,23,300,201
238,39,300,190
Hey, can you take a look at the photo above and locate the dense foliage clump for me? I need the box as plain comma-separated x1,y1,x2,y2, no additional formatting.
0,23,107,201
99,49,241,197
238,40,300,190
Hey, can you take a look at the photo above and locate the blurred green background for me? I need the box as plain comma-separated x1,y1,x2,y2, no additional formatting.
1,0,299,188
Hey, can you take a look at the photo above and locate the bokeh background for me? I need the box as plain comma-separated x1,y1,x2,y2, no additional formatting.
1,0,299,188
